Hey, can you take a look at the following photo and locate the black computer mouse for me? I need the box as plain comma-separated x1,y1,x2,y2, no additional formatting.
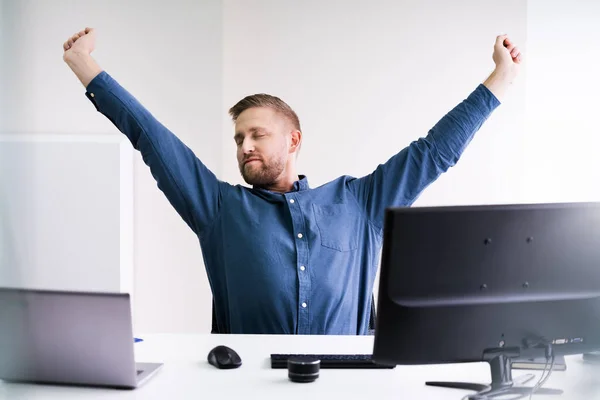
207,345,242,369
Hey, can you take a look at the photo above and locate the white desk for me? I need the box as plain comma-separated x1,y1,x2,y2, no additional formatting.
1,334,599,400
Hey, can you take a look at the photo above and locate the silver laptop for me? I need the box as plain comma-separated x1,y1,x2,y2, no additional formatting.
0,287,162,389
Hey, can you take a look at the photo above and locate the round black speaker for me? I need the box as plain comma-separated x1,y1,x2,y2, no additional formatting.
287,357,320,383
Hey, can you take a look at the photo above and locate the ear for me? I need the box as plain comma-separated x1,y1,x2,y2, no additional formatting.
289,129,302,154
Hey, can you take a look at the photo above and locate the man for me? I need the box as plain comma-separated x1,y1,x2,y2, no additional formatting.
63,27,522,335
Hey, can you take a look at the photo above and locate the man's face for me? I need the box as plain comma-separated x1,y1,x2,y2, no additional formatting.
234,107,290,187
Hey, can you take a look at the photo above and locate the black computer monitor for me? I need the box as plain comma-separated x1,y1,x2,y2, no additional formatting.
372,202,600,398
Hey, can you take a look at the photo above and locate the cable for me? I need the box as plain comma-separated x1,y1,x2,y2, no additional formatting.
528,344,555,400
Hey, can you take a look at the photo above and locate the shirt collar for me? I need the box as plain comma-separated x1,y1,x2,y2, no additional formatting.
293,175,309,191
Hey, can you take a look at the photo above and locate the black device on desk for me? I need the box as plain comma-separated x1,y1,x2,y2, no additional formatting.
372,202,600,399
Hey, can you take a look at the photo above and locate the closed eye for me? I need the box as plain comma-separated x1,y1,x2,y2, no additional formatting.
234,128,270,145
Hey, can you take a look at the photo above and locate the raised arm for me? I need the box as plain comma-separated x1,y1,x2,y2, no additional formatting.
347,35,522,232
63,28,222,237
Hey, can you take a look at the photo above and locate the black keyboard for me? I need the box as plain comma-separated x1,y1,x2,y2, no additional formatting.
270,354,396,369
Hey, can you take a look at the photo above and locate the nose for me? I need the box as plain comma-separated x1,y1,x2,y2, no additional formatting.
241,138,255,154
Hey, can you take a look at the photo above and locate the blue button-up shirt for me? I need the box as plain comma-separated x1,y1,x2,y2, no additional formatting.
84,72,500,335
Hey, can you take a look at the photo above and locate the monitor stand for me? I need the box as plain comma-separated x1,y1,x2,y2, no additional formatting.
425,347,563,399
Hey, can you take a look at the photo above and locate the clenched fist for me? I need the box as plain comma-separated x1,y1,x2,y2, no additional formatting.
63,27,96,61
493,34,522,73
63,27,102,88
480,34,524,101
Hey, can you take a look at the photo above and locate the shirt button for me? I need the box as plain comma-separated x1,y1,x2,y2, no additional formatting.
302,302,307,308
289,199,295,204
300,266,305,271
90,93,95,98
297,233,303,239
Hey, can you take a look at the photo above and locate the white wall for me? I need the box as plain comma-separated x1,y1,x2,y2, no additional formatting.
0,134,133,295
523,0,600,203
1,0,598,334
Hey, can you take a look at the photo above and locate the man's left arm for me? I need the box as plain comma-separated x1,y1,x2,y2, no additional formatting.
347,35,522,232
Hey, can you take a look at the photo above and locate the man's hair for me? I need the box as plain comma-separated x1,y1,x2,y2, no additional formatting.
228,94,301,132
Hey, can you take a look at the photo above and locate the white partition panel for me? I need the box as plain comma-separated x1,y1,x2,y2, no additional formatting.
0,134,134,295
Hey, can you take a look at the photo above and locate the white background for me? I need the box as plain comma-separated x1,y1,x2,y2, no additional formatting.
1,0,598,333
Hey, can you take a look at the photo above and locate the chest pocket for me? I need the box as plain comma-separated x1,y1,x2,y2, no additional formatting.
312,204,360,252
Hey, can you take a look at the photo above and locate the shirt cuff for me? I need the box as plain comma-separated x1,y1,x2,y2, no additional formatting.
471,83,501,116
84,71,112,111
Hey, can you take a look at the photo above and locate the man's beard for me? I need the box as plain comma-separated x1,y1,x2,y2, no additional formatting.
239,157,285,187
